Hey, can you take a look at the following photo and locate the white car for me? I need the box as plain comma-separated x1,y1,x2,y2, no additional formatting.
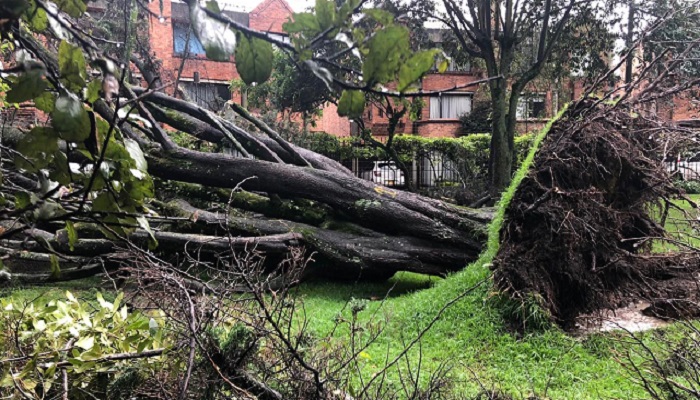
371,161,405,187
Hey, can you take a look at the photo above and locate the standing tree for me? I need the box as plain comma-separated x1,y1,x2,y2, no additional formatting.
404,0,586,190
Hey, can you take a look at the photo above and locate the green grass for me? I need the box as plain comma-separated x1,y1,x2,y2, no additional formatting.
3,108,697,398
0,277,112,304
654,194,700,252
294,108,649,398
292,108,695,398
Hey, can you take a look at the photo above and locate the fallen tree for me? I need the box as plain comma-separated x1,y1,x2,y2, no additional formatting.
493,100,700,327
0,19,494,282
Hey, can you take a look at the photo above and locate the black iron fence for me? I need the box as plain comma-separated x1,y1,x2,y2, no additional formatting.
666,158,700,181
331,145,489,189
339,153,472,188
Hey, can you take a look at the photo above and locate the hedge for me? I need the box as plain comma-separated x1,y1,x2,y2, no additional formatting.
289,132,535,168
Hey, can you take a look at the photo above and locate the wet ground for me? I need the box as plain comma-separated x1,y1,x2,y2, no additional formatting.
575,301,670,334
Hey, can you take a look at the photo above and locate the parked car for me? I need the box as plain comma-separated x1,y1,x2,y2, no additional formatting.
371,161,405,187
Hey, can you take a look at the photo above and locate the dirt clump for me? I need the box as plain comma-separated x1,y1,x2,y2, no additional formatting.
493,100,700,328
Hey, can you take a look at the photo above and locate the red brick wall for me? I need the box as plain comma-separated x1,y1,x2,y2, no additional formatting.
147,0,349,134
147,0,240,97
658,91,700,121
249,0,294,33
310,103,351,137
419,72,483,123
1,106,46,128
413,120,463,138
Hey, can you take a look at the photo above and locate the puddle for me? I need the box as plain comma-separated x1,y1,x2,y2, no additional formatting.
575,301,670,333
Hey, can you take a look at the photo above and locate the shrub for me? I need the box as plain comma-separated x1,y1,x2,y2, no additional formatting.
0,292,171,399
460,100,492,134
676,179,700,194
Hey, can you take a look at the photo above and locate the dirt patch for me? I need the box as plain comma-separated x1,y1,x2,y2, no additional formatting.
493,100,700,328
575,302,670,333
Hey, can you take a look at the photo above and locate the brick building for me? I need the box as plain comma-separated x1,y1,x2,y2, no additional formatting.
361,28,576,140
145,0,352,136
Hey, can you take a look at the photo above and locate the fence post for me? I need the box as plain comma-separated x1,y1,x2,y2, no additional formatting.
412,150,418,188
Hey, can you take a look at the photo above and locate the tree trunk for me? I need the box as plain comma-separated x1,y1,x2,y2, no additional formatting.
1,33,493,283
489,84,513,191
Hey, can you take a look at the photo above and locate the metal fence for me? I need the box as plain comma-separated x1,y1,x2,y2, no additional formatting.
335,148,486,189
666,159,700,181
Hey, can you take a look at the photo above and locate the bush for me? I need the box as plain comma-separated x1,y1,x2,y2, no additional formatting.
0,292,170,399
676,179,700,194
460,100,492,134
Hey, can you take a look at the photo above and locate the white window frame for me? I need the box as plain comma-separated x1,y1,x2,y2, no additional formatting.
516,93,546,120
429,93,473,120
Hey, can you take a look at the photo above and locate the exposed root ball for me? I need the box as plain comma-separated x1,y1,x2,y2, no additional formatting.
493,100,699,327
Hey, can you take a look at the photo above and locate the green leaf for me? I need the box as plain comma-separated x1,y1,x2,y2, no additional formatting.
75,336,94,350
48,150,71,185
235,33,274,85
148,318,159,334
363,9,394,26
437,58,450,74
15,127,59,171
50,254,61,279
34,91,56,113
398,49,440,92
58,41,87,93
316,0,336,31
15,192,38,211
204,0,220,13
86,79,102,103
362,26,410,85
66,221,78,252
6,69,48,104
190,3,237,62
337,90,365,119
124,138,147,172
24,2,49,32
55,0,86,18
137,216,158,250
52,94,91,142
283,13,321,36
92,192,120,213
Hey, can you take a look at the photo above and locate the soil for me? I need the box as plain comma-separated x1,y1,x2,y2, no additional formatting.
492,100,700,328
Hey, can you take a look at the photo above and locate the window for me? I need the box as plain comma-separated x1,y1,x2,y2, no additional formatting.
173,24,206,56
516,94,546,120
267,33,291,44
432,58,471,73
181,82,231,112
444,59,471,73
429,94,472,119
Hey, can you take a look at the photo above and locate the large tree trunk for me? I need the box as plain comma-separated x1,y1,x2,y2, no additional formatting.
0,33,492,283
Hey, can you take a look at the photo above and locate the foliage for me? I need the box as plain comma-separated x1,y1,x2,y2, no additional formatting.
289,132,534,167
639,0,700,79
230,51,330,116
676,179,700,194
0,291,170,398
460,100,492,134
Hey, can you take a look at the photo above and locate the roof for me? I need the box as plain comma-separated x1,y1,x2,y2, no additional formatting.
249,0,294,16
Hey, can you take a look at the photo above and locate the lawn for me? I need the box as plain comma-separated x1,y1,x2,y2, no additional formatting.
289,197,698,398
2,110,696,398
654,193,700,252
